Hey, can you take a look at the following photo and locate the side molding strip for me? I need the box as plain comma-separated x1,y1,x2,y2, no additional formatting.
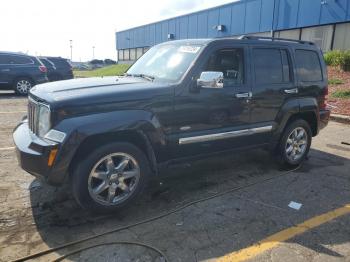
179,125,273,145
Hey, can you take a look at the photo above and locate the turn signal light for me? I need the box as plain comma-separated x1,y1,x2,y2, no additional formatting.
48,149,58,167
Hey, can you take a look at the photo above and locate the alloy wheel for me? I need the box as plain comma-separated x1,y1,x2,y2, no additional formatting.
16,80,32,94
285,127,308,161
87,153,140,206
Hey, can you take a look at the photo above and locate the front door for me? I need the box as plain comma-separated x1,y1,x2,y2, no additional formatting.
169,44,253,159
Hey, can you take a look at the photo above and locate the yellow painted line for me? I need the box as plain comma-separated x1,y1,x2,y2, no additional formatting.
217,204,350,262
0,147,15,151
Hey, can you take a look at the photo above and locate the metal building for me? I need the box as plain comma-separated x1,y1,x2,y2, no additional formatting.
116,0,350,62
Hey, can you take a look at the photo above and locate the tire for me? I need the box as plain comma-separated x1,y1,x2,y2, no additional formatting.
13,77,33,95
72,142,150,213
277,119,312,167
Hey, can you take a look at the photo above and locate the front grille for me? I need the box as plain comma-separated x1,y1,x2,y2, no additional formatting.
28,98,39,135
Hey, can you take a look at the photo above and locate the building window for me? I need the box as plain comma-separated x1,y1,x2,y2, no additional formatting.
295,50,323,82
136,48,143,59
130,48,136,60
274,29,300,40
253,48,291,84
118,50,124,61
301,25,333,51
333,23,350,50
124,49,130,60
143,47,150,54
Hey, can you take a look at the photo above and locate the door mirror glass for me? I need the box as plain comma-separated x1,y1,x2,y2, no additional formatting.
197,71,224,89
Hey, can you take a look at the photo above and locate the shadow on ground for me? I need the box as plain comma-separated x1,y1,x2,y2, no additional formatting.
25,147,350,261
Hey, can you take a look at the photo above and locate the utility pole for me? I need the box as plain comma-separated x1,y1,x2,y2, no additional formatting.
69,40,73,61
92,46,95,60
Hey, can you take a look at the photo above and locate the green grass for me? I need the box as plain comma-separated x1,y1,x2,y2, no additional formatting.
328,78,344,85
74,64,131,78
331,90,350,99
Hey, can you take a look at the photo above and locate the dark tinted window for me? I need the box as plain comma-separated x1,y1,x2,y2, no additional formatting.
0,54,33,64
0,54,11,64
295,50,323,82
47,58,70,67
253,48,291,84
203,48,244,86
10,55,33,64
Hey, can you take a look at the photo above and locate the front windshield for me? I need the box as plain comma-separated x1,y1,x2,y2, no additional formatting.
127,44,203,82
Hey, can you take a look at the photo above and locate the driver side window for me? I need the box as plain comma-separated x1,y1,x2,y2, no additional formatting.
203,48,244,87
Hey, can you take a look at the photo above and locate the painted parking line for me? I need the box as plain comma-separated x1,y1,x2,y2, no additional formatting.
0,147,15,151
217,203,350,262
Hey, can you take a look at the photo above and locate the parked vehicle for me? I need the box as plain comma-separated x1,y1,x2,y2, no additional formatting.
0,51,48,95
13,36,330,212
39,56,73,81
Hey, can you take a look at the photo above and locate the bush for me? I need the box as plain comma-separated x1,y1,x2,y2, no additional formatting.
324,50,350,71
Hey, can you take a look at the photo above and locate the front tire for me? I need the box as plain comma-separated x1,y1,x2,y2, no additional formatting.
13,77,33,95
277,119,312,167
72,142,150,213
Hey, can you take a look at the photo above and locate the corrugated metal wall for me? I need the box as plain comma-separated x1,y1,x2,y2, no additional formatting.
116,0,350,50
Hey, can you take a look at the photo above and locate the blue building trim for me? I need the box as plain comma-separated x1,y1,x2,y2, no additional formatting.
116,0,350,50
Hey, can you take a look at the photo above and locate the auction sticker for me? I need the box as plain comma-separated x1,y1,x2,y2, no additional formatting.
179,46,201,53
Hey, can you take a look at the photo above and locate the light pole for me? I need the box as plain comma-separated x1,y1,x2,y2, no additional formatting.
69,40,73,61
92,46,95,60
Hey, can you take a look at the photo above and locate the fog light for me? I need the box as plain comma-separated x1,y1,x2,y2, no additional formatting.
48,149,58,167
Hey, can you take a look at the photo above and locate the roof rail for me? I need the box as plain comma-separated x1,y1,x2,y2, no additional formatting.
238,35,315,45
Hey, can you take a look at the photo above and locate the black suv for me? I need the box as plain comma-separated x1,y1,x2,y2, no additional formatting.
0,52,48,95
39,57,73,82
13,37,330,212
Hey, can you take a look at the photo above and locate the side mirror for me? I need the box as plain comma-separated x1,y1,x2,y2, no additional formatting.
197,71,224,89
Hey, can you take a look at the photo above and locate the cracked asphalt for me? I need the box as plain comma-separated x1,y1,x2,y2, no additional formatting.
0,91,350,261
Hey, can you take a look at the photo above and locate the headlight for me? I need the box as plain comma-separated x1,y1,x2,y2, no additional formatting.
38,105,51,137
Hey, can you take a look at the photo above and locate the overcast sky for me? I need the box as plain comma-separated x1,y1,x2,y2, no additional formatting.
0,0,235,62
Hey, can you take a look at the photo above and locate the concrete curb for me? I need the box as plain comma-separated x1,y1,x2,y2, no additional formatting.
330,114,350,124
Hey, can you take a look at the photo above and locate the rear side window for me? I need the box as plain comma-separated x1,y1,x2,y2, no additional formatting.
253,48,291,84
9,55,33,64
0,54,33,65
0,54,11,64
295,50,323,82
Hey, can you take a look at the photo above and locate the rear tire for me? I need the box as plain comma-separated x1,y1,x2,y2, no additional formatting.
13,77,33,95
277,119,312,167
72,142,150,213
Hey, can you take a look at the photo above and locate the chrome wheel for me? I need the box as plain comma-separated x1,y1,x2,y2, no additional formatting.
16,79,32,94
88,153,140,206
285,127,308,161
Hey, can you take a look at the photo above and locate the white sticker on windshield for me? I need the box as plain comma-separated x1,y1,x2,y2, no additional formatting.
179,46,201,53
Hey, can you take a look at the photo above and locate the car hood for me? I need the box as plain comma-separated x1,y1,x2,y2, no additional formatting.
29,76,167,109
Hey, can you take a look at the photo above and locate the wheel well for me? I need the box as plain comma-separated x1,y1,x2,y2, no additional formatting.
68,130,157,177
12,75,34,85
286,111,318,136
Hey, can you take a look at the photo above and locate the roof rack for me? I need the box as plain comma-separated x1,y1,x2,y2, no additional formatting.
238,35,315,45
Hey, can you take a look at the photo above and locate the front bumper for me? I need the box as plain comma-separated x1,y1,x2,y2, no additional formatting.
319,109,330,130
13,121,65,186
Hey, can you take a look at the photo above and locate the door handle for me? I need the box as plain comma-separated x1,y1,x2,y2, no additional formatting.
284,88,298,94
235,92,252,98
1,69,10,72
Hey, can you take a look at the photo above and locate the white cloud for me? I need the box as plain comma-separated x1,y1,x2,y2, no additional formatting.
0,0,235,61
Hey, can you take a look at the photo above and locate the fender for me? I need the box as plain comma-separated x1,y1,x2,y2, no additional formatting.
270,97,318,150
50,110,166,183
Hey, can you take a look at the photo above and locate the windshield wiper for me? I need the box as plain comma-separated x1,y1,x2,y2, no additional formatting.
124,73,155,81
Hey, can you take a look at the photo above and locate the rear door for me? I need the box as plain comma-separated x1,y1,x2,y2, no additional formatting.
249,45,296,142
0,54,12,84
